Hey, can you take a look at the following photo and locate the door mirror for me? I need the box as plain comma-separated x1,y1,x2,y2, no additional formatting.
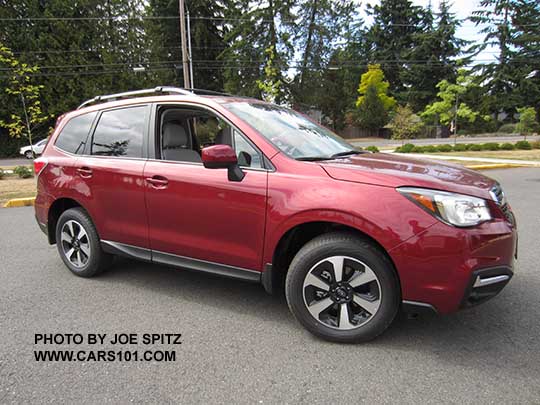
201,144,245,182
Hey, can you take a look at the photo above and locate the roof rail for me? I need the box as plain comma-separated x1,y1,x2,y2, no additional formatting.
77,86,195,109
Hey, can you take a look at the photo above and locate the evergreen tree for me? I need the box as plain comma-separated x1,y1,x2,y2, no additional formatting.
470,0,539,117
401,0,468,111
220,0,294,101
357,84,388,130
315,6,368,129
291,0,355,106
146,0,228,90
366,0,426,102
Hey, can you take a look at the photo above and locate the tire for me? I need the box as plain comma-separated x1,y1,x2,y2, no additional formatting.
285,232,400,343
24,150,33,159
55,207,113,277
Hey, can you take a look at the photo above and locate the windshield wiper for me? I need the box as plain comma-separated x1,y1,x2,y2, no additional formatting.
295,150,363,161
330,150,363,158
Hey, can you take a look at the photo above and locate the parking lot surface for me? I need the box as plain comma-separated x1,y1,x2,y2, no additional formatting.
1,168,539,403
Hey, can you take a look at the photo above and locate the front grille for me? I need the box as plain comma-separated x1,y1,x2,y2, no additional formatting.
490,183,515,226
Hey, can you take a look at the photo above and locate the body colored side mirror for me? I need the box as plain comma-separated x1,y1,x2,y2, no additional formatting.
201,144,245,182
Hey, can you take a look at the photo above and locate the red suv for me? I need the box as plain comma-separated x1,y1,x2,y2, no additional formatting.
34,87,517,342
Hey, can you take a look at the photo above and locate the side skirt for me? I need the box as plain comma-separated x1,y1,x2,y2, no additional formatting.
101,240,261,283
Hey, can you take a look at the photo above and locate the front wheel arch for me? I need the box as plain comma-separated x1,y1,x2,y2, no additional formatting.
268,220,401,299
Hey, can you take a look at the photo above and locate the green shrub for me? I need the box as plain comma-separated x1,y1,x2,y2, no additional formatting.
453,144,468,152
365,145,379,153
0,168,4,179
515,140,531,150
469,144,483,151
423,145,437,153
398,143,415,153
465,144,475,150
482,142,500,151
531,141,540,149
497,123,517,133
411,146,425,153
500,143,515,150
13,165,33,179
436,144,453,153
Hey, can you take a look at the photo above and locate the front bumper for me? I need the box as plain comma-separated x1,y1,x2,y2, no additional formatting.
389,218,517,314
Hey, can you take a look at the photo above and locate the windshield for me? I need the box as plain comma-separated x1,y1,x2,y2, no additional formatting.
223,102,356,160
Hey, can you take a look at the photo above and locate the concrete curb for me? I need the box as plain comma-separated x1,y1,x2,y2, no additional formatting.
3,197,36,208
465,163,531,170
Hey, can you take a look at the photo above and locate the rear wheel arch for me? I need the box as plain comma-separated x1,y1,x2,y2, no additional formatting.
268,220,401,296
47,198,88,244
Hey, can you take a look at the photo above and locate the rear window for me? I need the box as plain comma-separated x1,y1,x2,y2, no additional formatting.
91,106,147,157
54,112,97,154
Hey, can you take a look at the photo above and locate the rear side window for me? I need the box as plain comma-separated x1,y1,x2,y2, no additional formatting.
55,112,97,154
91,106,147,157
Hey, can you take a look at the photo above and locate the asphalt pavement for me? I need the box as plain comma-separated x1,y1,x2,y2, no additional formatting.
0,157,31,167
1,168,539,403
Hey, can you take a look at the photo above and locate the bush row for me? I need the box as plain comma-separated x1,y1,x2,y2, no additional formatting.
395,140,540,153
0,166,33,180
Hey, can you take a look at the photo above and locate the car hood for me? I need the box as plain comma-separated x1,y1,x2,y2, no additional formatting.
320,152,496,199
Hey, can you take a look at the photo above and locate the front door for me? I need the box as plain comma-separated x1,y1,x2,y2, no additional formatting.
144,104,268,271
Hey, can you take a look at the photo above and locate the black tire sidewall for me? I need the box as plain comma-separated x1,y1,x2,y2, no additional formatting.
286,234,400,343
55,208,107,277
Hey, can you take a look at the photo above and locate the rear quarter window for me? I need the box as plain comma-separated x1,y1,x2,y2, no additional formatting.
54,112,97,154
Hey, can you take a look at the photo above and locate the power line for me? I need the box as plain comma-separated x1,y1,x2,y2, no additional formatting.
2,14,537,27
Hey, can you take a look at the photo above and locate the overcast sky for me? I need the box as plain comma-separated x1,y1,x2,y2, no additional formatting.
361,0,497,64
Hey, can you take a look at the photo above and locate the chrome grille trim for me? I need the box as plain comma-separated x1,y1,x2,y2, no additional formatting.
490,183,515,226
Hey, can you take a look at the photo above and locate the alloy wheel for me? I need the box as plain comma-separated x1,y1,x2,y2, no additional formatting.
60,220,91,268
302,256,381,330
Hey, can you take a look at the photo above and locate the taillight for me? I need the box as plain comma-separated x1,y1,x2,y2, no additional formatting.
34,158,48,175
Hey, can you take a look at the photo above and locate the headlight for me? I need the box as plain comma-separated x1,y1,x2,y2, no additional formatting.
398,187,492,227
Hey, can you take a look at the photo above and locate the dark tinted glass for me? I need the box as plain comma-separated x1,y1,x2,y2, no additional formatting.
55,112,97,154
91,106,147,157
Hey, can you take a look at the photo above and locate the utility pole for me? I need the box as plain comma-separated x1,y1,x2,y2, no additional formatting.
179,0,191,89
453,93,458,145
186,7,194,88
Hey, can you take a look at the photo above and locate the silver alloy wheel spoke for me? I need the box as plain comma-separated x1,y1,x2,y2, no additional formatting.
61,231,71,244
307,297,333,319
66,248,75,260
76,251,83,266
339,304,353,329
304,273,330,291
349,269,377,288
353,294,380,315
327,256,344,282
77,226,86,240
79,243,90,257
66,221,75,238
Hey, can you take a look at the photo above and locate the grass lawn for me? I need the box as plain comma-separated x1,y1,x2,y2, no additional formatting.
0,177,36,205
423,149,540,161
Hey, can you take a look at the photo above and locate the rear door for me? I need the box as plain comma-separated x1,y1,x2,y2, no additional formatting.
76,104,150,248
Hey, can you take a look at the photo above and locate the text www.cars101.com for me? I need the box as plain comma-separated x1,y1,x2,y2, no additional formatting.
34,350,176,362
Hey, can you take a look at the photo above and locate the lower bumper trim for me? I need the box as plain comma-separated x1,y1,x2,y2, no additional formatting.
402,300,438,316
461,266,513,308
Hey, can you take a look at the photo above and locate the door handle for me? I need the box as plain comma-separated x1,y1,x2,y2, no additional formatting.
146,175,169,189
77,166,93,178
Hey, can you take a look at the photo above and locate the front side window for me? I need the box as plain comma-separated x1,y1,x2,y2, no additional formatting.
91,106,147,157
158,106,264,168
55,111,97,154
223,102,355,160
